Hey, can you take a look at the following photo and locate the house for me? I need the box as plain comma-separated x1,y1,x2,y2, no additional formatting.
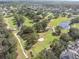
60,50,77,59
60,40,79,59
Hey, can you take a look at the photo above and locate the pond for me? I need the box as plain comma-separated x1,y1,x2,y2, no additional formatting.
59,21,70,30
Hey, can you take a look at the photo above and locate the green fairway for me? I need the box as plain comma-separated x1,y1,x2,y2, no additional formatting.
71,23,79,29
23,16,33,27
49,17,70,26
4,17,16,29
31,30,59,55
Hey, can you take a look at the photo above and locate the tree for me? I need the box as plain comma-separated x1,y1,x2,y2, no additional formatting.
62,12,67,17
13,14,24,28
68,28,79,39
50,40,65,57
33,15,42,22
18,26,38,50
67,14,72,18
53,13,59,19
0,16,17,59
60,33,72,42
52,26,61,36
70,17,79,25
34,49,58,59
34,20,48,33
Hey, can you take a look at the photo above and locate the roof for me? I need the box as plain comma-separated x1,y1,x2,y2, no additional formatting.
61,55,70,59
60,50,76,59
60,40,79,59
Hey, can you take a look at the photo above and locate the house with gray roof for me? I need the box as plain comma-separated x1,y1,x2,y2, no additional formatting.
60,40,79,59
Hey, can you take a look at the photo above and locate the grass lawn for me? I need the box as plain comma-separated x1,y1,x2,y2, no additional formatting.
71,23,79,29
4,16,33,29
48,16,70,26
61,29,69,33
30,30,59,56
4,17,16,29
23,16,33,27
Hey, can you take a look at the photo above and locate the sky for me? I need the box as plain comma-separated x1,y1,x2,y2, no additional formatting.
32,0,79,1
0,0,79,1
